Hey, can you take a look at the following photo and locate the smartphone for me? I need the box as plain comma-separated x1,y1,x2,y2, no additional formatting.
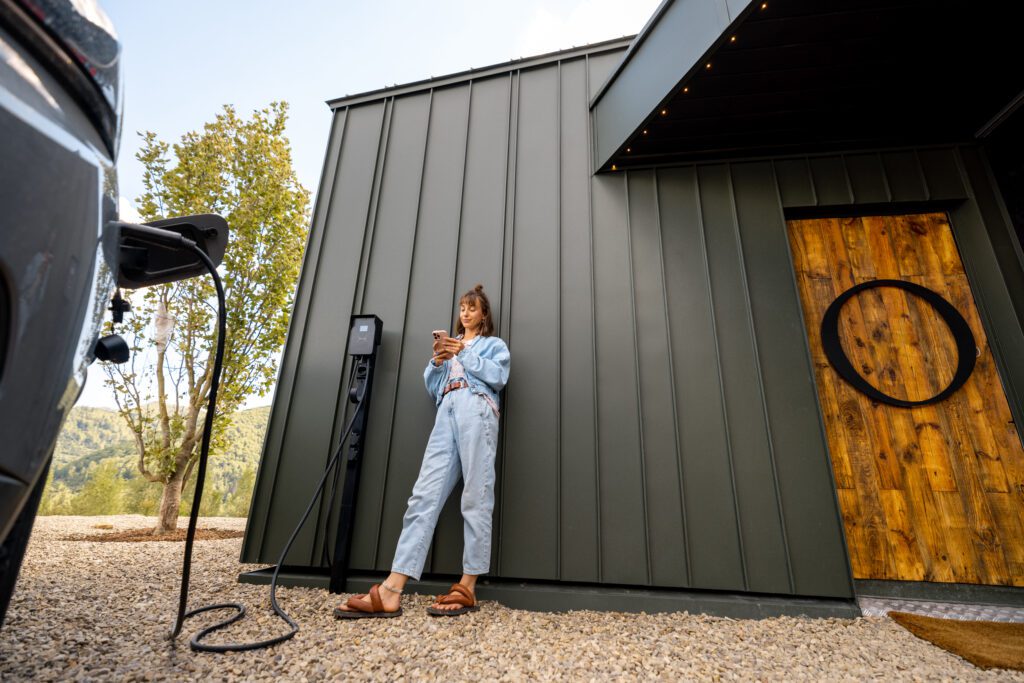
432,329,449,341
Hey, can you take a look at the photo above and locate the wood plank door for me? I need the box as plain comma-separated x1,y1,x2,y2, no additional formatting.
787,213,1024,586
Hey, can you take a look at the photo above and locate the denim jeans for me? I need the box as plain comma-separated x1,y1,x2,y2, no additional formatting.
391,387,499,581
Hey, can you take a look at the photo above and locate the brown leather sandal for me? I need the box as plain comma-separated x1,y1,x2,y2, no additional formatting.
333,584,403,619
426,582,480,617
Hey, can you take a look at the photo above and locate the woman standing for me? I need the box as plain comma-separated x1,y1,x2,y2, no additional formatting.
335,284,510,618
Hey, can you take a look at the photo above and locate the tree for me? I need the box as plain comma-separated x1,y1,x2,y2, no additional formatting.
104,103,309,533
71,460,124,515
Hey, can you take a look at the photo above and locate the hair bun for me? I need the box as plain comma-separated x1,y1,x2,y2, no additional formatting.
474,283,484,293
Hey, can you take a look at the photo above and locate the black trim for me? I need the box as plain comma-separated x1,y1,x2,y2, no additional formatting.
240,569,861,619
821,279,977,408
0,0,118,155
784,200,963,221
856,579,1024,607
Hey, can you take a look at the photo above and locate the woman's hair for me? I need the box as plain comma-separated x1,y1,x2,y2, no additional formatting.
456,284,495,337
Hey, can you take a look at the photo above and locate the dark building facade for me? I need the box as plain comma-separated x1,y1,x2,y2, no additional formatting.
242,0,1024,616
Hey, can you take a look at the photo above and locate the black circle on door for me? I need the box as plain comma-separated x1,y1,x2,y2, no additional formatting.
820,279,977,408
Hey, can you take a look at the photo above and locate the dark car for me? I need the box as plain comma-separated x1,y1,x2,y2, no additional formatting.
0,0,122,627
0,0,225,627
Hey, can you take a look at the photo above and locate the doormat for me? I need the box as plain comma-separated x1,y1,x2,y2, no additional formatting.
889,611,1024,671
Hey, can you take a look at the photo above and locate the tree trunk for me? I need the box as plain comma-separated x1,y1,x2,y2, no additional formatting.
154,471,185,535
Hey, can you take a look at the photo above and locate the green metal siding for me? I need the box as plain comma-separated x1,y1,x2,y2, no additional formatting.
243,43,1024,603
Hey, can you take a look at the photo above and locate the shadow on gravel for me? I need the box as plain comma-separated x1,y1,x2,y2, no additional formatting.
61,528,244,542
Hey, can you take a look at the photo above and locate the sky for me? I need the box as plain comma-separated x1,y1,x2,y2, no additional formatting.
76,0,661,410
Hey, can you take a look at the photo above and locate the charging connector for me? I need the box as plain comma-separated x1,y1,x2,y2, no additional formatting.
145,225,377,652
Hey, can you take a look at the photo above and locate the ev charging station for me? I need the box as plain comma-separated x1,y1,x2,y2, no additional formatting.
329,315,383,594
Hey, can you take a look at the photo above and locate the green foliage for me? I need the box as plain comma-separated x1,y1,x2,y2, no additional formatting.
69,460,125,515
54,407,133,461
40,406,269,517
102,102,309,529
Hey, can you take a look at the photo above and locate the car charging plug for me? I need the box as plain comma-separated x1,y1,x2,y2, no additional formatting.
164,238,370,653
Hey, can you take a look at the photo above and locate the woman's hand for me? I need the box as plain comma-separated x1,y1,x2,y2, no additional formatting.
432,339,455,366
442,337,465,356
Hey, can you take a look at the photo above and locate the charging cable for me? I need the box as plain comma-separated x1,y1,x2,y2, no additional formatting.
122,224,364,652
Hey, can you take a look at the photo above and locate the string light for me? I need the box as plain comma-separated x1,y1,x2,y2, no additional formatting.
626,147,632,153
683,86,689,93
705,62,712,69
730,35,737,43
611,164,618,171
642,129,648,135
760,2,767,9
661,109,668,115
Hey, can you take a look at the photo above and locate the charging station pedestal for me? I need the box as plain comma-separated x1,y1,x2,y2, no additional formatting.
329,315,382,594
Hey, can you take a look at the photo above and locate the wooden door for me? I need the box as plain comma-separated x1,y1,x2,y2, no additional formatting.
788,213,1024,586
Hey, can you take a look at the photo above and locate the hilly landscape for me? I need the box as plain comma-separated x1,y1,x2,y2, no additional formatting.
40,406,270,518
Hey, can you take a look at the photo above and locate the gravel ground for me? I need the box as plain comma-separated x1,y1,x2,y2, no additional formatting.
1,516,1020,682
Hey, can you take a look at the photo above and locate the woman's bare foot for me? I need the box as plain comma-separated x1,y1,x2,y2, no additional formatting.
336,573,407,613
429,574,478,612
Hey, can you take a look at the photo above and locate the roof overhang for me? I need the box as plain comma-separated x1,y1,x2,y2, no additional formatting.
590,0,754,170
592,0,1024,171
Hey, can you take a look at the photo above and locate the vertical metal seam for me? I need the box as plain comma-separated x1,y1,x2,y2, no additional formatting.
315,105,380,565
624,172,654,585
804,157,819,207
839,153,855,204
355,98,393,314
450,81,474,310
726,164,794,593
371,89,435,565
913,148,932,201
258,108,349,558
325,98,392,565
426,82,472,575
653,168,691,586
585,53,603,582
696,165,748,590
878,152,894,203
306,110,354,561
340,99,391,442
555,60,563,580
496,70,518,574
770,161,856,595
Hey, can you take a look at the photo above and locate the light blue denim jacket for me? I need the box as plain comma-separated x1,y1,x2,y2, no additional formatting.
424,335,511,409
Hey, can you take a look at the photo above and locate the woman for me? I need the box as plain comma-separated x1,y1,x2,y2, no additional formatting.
335,284,510,618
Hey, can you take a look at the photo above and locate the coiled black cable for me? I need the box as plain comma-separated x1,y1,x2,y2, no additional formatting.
167,239,364,652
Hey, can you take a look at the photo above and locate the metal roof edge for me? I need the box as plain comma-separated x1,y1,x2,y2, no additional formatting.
325,37,634,110
589,0,675,110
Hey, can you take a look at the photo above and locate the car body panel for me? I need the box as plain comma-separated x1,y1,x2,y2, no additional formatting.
0,18,117,540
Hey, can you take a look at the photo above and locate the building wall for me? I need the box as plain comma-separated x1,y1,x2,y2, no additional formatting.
242,45,1024,602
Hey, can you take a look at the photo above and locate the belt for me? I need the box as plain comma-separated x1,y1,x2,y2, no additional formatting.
442,379,469,396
